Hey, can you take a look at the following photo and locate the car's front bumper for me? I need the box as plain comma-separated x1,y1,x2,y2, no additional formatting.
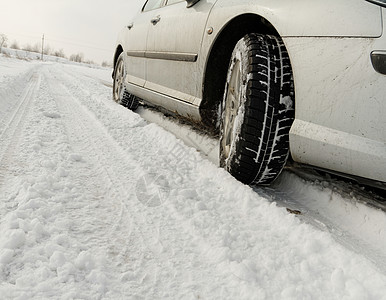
286,8,386,183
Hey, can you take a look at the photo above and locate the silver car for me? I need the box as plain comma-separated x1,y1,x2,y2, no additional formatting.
113,0,386,186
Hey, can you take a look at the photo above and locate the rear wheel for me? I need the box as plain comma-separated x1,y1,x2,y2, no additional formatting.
220,33,294,184
113,53,139,110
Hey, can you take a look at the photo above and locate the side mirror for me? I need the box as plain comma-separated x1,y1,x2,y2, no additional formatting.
186,0,200,8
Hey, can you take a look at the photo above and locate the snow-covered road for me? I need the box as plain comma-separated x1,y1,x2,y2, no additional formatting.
1,56,386,299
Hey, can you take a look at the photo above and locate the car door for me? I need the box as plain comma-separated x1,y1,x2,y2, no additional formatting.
124,0,165,87
145,0,217,105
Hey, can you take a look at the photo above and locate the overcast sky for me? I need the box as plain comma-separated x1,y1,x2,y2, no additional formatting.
0,0,144,64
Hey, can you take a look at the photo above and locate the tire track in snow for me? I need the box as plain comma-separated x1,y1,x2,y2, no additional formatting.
0,70,41,187
42,67,139,262
42,66,159,297
0,65,122,298
42,65,220,298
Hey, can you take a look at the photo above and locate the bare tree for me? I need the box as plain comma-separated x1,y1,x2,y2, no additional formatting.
0,34,8,53
53,49,66,58
32,42,40,53
69,53,84,63
44,44,52,56
10,40,20,50
22,43,33,52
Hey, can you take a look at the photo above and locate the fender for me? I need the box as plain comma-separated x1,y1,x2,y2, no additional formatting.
206,0,381,39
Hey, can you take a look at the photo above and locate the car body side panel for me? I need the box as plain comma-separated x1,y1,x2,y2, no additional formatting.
289,119,386,183
145,0,216,105
126,81,201,120
120,10,154,87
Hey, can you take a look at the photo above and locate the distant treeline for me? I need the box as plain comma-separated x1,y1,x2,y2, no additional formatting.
0,33,112,67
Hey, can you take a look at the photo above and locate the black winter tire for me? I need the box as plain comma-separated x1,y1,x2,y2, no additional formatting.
113,53,139,111
220,33,295,185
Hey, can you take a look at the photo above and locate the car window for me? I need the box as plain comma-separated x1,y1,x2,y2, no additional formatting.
166,0,184,5
143,0,164,12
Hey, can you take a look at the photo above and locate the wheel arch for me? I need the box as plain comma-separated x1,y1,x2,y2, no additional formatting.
112,45,124,78
200,13,284,129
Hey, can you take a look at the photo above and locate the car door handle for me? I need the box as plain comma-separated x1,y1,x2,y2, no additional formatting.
127,23,134,29
151,16,161,25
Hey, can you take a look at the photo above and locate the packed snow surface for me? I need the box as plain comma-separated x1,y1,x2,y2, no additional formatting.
1,55,386,299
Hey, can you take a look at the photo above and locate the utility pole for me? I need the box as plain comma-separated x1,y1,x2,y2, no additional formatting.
41,34,44,61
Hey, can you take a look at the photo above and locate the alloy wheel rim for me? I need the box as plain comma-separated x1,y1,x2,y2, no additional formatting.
222,60,241,160
114,60,124,102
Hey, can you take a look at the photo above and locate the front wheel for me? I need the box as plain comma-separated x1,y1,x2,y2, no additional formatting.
113,53,139,111
220,34,295,185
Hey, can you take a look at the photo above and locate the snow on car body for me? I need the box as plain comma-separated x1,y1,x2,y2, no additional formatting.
113,0,386,186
